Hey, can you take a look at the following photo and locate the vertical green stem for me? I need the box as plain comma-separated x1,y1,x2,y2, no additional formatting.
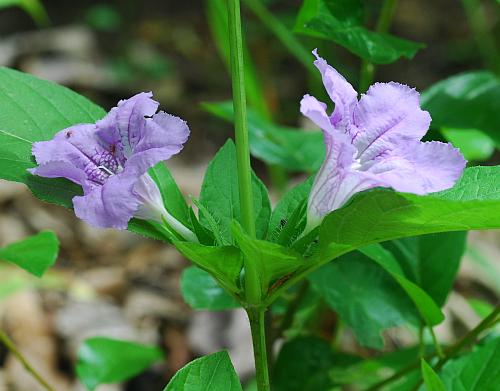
227,0,256,239
429,327,444,359
0,329,54,391
359,0,399,91
247,308,271,391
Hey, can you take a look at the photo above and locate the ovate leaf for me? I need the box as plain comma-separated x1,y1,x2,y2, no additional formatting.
164,351,242,391
76,337,164,391
295,0,424,64
181,266,240,310
199,139,271,242
0,231,59,277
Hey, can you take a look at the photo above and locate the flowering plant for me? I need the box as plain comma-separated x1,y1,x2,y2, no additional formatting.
0,0,499,390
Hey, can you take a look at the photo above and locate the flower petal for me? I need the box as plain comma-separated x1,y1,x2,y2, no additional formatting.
300,94,336,134
312,49,357,128
124,111,190,176
29,161,92,191
367,141,467,194
353,82,431,162
73,173,140,229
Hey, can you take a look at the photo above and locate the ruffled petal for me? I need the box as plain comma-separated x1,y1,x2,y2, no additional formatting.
96,92,159,162
73,173,140,229
300,94,336,134
123,111,190,176
353,82,431,162
312,49,357,129
29,161,93,192
366,141,467,194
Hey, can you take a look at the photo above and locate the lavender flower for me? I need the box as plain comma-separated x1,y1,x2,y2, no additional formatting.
301,50,466,230
30,92,197,241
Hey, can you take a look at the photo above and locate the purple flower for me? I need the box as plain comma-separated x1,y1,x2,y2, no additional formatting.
301,50,466,229
30,92,196,240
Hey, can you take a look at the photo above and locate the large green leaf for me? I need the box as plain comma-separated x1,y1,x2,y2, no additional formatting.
309,251,419,349
203,102,324,172
199,139,271,242
384,232,467,307
0,231,59,277
273,337,335,391
295,0,424,64
164,351,242,391
181,266,240,310
360,244,445,327
422,71,500,147
0,67,105,207
438,338,500,391
315,166,500,267
76,337,164,391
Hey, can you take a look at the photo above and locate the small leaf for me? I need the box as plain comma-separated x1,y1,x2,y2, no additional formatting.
164,351,242,391
0,231,59,277
421,359,446,391
76,337,164,391
181,266,240,310
295,0,424,64
0,0,50,26
203,102,324,172
199,139,271,242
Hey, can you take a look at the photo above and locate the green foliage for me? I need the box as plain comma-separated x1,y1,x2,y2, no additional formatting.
203,102,324,172
0,231,59,277
164,351,242,391
439,338,500,390
422,71,500,149
273,336,334,390
384,232,467,307
181,266,240,310
76,337,164,391
199,140,271,243
295,0,424,64
315,166,500,268
421,359,446,391
0,0,49,26
441,128,495,162
309,251,419,349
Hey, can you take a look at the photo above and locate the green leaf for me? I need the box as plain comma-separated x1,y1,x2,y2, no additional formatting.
360,244,445,326
384,232,467,307
181,266,240,310
421,359,446,391
199,139,271,242
439,338,500,391
76,337,164,391
164,350,243,391
203,102,324,172
232,221,305,297
315,166,500,268
0,231,59,277
268,177,313,240
440,128,495,162
295,0,424,64
0,67,105,207
422,71,500,148
309,251,419,349
0,67,169,242
148,162,192,229
273,337,335,391
174,241,243,296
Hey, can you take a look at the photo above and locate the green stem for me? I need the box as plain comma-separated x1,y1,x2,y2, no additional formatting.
359,0,399,91
461,0,500,75
227,0,261,305
429,327,444,359
247,308,271,391
365,304,500,391
0,329,55,391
